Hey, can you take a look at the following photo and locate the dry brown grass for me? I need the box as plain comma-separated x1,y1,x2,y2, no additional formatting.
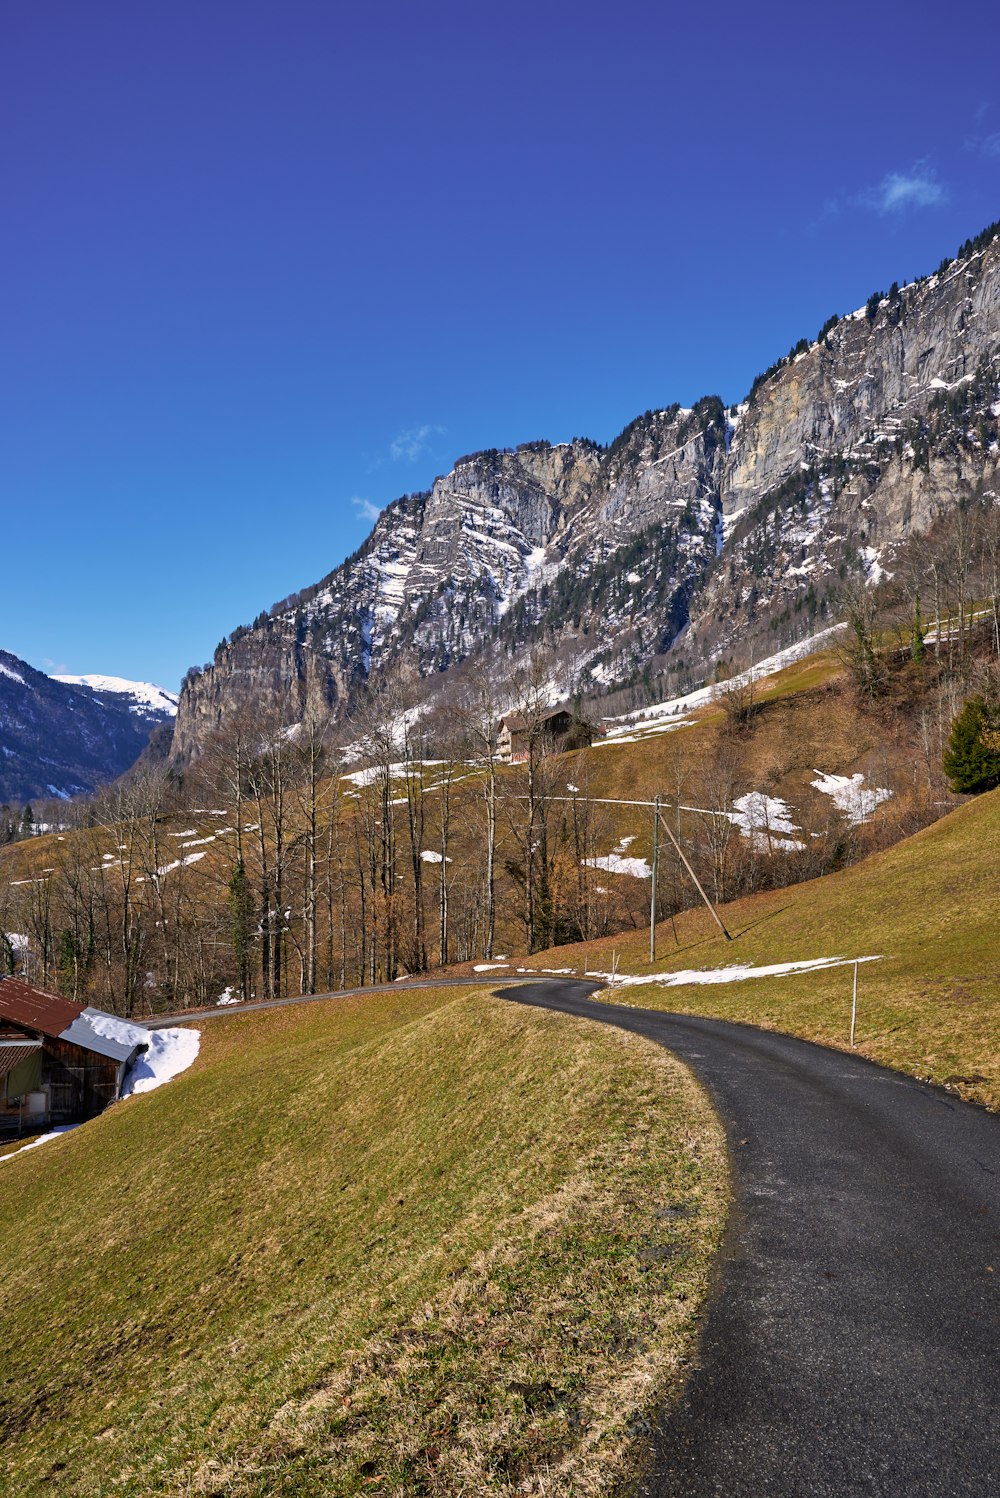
0,985,727,1496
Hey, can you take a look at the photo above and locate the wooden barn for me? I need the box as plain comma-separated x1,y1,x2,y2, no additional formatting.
0,978,147,1135
498,704,593,764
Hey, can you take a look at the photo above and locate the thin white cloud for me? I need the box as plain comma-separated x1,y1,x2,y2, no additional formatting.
352,496,382,523
963,101,1000,158
389,423,445,462
860,164,946,214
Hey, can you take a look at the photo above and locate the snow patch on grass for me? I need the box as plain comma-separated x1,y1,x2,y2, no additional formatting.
596,623,848,745
122,1029,201,1096
583,853,652,879
588,955,882,987
0,1126,79,1164
726,792,804,852
136,851,208,883
811,771,892,825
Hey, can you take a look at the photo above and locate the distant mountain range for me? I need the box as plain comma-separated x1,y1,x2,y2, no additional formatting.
8,218,1000,786
0,652,178,805
170,218,1000,760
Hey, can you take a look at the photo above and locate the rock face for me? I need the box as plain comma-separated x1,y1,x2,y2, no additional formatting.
173,226,1000,759
0,654,178,803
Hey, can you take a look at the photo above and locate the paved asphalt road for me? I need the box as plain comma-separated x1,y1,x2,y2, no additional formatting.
145,974,516,1027
500,979,1000,1498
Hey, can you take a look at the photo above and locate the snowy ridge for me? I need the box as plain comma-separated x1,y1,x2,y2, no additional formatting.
0,649,180,802
53,674,180,716
596,624,848,746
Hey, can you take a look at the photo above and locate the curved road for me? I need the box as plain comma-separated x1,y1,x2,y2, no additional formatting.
499,980,1000,1497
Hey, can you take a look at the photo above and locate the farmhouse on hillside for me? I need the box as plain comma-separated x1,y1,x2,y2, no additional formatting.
0,978,148,1134
498,704,593,764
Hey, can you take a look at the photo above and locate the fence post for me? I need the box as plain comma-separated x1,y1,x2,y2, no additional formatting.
850,959,859,1047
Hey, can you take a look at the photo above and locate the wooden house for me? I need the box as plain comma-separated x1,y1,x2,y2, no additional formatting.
498,704,593,764
0,978,147,1135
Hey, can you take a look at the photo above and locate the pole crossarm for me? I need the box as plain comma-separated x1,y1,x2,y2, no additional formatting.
496,792,733,818
494,792,734,943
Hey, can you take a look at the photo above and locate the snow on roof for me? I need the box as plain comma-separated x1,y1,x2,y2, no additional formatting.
60,1008,151,1063
0,980,199,1099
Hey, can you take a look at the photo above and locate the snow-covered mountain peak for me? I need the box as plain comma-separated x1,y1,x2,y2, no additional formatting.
52,674,180,716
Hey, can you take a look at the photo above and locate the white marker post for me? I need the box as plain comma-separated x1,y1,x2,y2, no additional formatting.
850,959,859,1047
650,795,660,964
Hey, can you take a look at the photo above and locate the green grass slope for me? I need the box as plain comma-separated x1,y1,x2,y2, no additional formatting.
526,789,1000,1110
0,987,726,1497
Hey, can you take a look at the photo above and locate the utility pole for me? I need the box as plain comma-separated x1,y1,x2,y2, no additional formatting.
656,806,733,942
650,794,660,963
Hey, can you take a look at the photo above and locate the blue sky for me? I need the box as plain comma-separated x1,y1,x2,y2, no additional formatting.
3,0,999,689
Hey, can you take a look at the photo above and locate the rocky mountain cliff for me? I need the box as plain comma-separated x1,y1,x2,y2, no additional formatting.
0,653,178,804
173,221,1000,759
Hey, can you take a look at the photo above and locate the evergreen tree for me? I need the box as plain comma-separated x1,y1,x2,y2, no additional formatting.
943,696,1000,793
0,933,17,976
57,928,80,993
228,859,256,1001
911,594,925,665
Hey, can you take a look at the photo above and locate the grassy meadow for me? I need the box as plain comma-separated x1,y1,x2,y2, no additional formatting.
0,985,726,1496
521,787,1000,1110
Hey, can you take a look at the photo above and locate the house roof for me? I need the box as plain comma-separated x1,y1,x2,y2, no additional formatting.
0,979,148,1063
499,704,573,732
62,1009,148,1064
0,977,83,1039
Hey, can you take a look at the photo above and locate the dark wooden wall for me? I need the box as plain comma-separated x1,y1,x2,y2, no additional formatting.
43,1039,121,1122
